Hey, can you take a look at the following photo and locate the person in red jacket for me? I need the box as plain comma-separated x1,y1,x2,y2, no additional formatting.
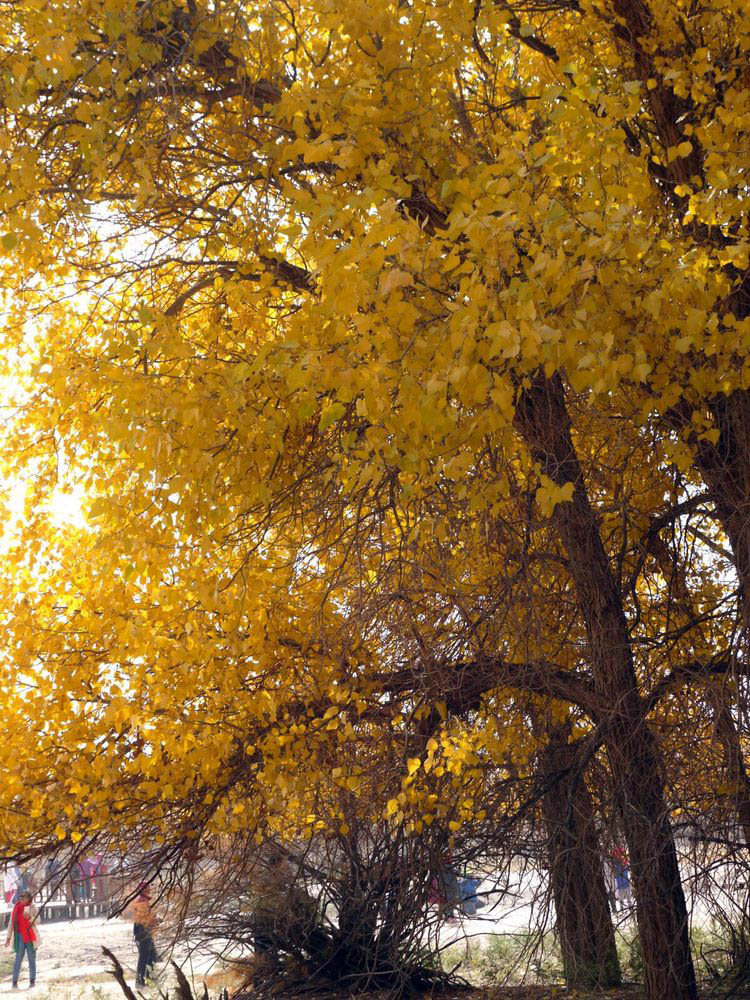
5,890,41,989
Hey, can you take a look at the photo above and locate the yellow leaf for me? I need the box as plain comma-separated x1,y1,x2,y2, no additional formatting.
319,402,347,431
536,477,575,517
379,269,414,296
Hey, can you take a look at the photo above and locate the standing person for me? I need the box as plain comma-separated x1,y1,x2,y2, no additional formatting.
128,885,158,988
71,860,92,902
91,854,109,903
64,868,77,913
44,857,63,901
610,846,632,912
12,871,31,905
80,859,93,902
5,889,41,989
439,861,461,921
71,860,83,902
3,866,20,905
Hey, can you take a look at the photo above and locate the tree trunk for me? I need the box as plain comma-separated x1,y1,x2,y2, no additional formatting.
617,0,750,870
515,374,697,1000
694,389,750,640
684,388,750,845
637,472,750,849
710,687,750,849
541,730,621,987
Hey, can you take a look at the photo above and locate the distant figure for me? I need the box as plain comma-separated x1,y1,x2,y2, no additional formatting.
610,846,632,911
81,860,93,901
129,885,159,988
5,889,41,989
44,858,63,900
3,866,20,905
90,854,109,902
71,860,83,902
85,856,101,899
435,860,461,920
458,875,486,917
72,860,92,902
12,871,31,905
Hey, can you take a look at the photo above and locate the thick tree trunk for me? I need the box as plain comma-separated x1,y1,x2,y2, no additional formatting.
541,731,621,987
515,374,697,1000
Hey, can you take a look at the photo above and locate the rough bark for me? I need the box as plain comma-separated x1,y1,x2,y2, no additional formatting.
541,730,621,987
514,373,697,1000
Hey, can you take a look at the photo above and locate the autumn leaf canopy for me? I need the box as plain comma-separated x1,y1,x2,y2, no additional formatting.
0,0,748,875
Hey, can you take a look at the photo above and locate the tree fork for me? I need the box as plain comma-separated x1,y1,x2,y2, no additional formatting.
514,373,697,1000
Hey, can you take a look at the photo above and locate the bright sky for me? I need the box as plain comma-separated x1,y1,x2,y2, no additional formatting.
0,357,87,556
0,476,86,556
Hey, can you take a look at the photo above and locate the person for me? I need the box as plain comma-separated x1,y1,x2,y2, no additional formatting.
129,885,158,988
44,858,63,900
610,846,632,911
80,860,93,902
72,860,93,902
457,875,486,917
3,866,20,905
90,854,109,902
82,857,99,900
5,889,41,989
14,871,33,906
427,859,461,921
440,864,461,920
71,860,83,902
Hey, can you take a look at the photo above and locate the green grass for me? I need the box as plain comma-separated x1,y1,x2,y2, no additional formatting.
441,932,564,986
442,920,750,989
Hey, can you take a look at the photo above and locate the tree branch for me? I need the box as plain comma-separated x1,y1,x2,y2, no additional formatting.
103,946,139,1000
643,652,745,713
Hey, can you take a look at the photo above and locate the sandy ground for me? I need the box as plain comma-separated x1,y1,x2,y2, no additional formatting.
0,884,544,998
0,848,728,1000
0,915,234,999
0,894,534,998
0,876,635,999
